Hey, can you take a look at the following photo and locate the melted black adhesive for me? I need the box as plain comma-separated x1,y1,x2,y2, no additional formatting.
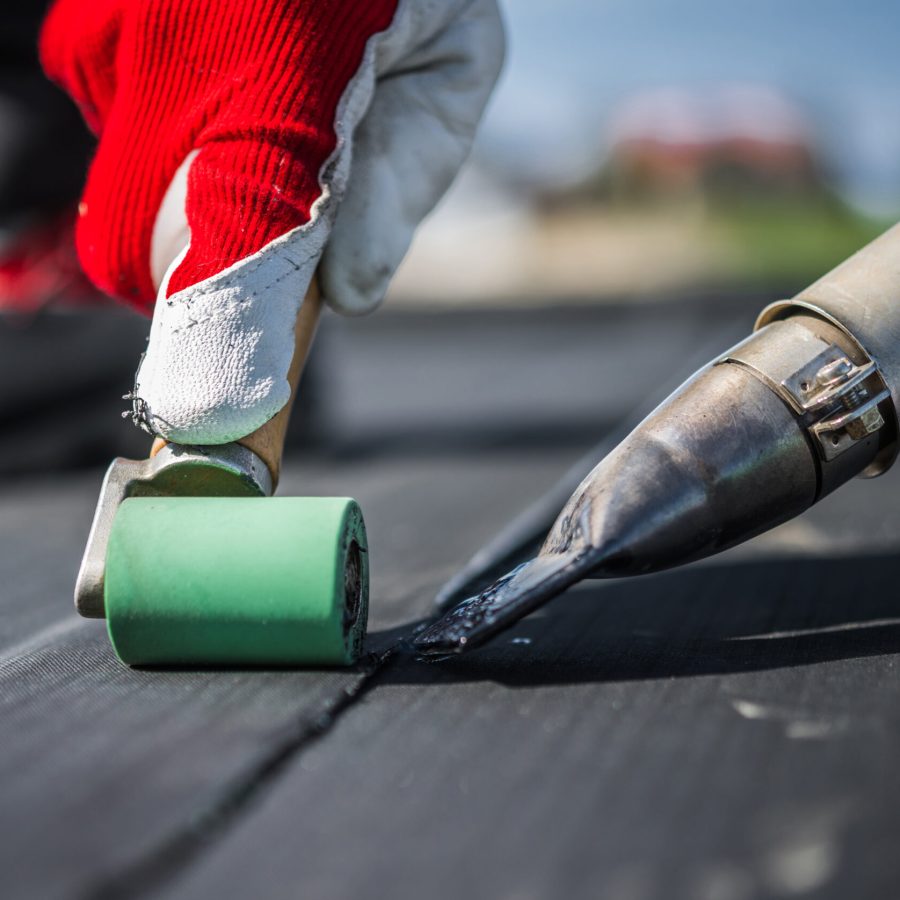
417,565,530,652
414,550,592,657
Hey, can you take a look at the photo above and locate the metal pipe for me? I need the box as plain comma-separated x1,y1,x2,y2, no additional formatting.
414,226,900,656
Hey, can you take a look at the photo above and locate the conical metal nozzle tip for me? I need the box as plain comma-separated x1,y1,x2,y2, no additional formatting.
551,361,820,577
415,352,824,655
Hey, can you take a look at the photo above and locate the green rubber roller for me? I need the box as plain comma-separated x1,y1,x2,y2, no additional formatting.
104,495,367,666
74,444,369,667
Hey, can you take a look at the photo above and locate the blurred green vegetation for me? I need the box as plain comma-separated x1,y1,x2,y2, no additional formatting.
712,195,890,288
536,153,895,295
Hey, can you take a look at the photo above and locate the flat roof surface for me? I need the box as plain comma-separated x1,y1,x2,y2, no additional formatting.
3,302,899,900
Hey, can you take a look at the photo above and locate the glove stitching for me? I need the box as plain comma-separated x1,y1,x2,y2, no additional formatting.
165,241,318,335
174,238,315,305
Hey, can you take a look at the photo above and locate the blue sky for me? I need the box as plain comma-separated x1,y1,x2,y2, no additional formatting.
479,0,900,212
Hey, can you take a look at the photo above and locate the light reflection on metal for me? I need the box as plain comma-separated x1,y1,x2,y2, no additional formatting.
415,225,900,657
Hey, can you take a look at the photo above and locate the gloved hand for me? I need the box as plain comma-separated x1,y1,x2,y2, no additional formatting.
40,0,504,444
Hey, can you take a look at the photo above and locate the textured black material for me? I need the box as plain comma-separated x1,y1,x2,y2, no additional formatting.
5,303,899,900
177,550,900,900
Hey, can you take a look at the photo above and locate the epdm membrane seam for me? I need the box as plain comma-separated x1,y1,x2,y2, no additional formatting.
78,647,399,900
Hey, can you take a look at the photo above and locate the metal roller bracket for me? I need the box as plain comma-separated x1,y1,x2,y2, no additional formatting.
75,443,273,618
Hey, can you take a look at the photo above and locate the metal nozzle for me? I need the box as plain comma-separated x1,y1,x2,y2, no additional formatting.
415,304,898,656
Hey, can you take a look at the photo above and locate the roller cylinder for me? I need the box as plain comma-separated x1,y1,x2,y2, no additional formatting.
105,497,368,666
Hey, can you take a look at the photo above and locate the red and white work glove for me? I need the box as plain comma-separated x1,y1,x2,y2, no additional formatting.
40,0,504,443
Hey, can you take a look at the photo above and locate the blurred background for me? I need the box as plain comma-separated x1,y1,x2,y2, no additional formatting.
2,0,899,472
393,0,900,304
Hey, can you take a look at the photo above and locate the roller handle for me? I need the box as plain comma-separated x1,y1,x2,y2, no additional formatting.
150,278,322,487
